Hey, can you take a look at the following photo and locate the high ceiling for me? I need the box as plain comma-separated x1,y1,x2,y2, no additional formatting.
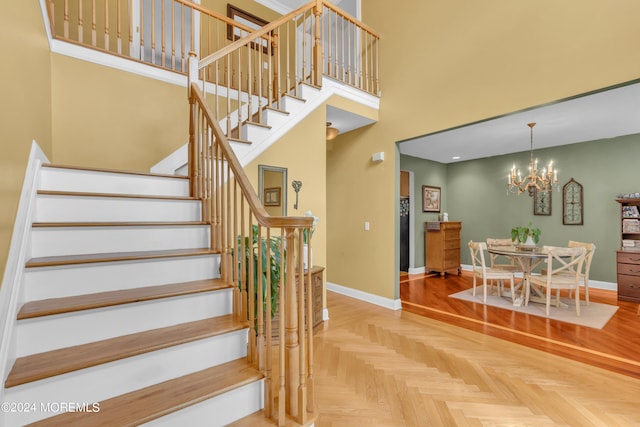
398,80,640,164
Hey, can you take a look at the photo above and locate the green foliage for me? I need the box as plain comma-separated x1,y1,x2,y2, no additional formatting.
236,225,284,319
511,222,541,244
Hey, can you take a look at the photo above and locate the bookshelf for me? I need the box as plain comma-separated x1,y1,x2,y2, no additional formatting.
616,198,640,303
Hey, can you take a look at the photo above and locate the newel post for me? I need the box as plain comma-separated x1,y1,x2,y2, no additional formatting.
284,227,300,418
313,0,323,87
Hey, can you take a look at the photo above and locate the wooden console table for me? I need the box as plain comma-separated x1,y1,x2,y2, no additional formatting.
425,221,461,276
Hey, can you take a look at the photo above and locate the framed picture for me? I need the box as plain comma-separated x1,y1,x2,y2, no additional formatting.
562,178,583,225
533,189,552,216
422,185,441,212
227,4,271,54
264,187,281,206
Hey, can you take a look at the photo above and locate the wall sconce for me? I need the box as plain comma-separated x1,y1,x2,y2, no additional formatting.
326,122,339,140
291,180,302,209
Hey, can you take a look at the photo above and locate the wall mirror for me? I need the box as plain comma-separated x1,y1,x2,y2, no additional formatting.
258,165,288,216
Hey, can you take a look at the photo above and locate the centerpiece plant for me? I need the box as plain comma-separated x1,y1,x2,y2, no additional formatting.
511,222,541,245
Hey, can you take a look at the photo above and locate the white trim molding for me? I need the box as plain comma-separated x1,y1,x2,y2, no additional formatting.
326,282,402,311
0,141,48,405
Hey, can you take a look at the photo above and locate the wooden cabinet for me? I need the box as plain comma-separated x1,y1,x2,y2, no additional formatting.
400,171,410,198
425,221,461,276
272,266,324,341
616,198,640,302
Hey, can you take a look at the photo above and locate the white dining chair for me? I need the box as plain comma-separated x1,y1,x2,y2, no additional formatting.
486,238,521,272
540,241,596,305
527,246,587,316
468,241,516,303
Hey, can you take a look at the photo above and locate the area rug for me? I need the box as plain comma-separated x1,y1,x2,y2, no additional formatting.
449,288,618,329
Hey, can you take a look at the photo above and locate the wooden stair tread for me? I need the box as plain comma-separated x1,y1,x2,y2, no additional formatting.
26,358,262,427
26,248,219,268
37,189,197,201
42,163,189,180
32,221,208,227
18,278,231,319
6,314,247,388
228,137,252,145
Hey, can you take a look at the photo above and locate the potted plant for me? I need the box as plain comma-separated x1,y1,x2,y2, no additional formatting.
511,222,541,246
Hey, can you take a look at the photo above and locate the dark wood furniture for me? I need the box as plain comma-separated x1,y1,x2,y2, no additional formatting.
425,221,461,276
616,198,640,303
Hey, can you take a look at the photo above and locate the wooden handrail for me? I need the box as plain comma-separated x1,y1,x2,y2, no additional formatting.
199,1,316,69
189,83,312,230
322,1,380,38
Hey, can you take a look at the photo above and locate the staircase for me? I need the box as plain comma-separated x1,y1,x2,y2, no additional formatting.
2,164,264,426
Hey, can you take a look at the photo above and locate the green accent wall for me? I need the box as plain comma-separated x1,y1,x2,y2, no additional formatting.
402,133,640,283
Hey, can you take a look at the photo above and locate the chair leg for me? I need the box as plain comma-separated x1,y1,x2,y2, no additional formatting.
575,285,581,316
483,278,488,303
472,276,477,296
545,286,551,316
584,279,590,305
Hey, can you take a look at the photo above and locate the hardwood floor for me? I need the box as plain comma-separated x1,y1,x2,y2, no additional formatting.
237,276,640,426
400,271,640,380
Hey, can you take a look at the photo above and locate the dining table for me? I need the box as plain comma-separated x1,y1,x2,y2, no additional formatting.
486,244,567,307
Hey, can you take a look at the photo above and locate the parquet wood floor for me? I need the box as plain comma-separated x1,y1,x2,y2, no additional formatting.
311,289,640,426
235,273,640,426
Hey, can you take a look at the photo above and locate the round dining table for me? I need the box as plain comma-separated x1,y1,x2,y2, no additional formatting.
486,245,565,307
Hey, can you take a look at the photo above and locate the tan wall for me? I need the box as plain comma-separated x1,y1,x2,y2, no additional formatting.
51,55,189,172
0,2,53,281
327,0,640,300
247,108,327,305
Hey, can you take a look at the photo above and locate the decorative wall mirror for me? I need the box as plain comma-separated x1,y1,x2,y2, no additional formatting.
258,165,288,216
562,178,583,225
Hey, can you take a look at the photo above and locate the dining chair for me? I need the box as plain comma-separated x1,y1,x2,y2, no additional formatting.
527,246,587,316
540,241,596,305
468,241,516,303
567,241,596,305
486,238,521,272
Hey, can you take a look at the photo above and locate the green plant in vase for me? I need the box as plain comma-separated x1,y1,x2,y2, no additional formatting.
511,222,541,245
236,224,283,319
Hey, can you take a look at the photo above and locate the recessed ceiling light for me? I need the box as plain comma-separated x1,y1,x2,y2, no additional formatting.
452,156,461,160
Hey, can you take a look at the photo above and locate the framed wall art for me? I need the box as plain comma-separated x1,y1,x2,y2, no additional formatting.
264,187,281,206
562,178,583,225
422,185,441,212
533,189,552,216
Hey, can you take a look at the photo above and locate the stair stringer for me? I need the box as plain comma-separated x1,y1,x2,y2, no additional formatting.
0,141,48,408
151,76,380,175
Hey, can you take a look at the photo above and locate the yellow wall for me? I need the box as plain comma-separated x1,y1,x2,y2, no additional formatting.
0,2,53,280
327,0,640,299
51,55,189,172
247,108,327,304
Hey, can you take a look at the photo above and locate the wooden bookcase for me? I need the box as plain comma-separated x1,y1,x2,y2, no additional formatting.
425,221,461,277
616,198,640,303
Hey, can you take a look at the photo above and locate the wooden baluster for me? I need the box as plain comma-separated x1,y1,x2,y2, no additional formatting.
277,228,286,427
160,0,165,67
226,54,232,136
297,229,307,423
313,3,322,87
104,1,110,51
248,213,256,364
128,0,133,58
273,31,280,109
265,227,273,417
240,197,247,321
306,231,315,413
171,1,175,69
116,0,122,54
232,182,239,318
77,0,83,43
150,0,155,64
247,44,252,127
63,0,69,38
285,22,290,100
91,0,96,47
284,227,300,418
256,224,264,370
139,0,144,60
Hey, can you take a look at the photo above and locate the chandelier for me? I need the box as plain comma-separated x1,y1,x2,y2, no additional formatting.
507,123,558,196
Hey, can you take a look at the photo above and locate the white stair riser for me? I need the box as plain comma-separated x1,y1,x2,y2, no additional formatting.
142,380,264,427
263,109,289,130
35,194,202,223
299,84,320,101
39,168,190,197
4,330,248,427
241,123,272,142
24,254,221,301
279,95,305,114
30,225,210,258
17,290,233,356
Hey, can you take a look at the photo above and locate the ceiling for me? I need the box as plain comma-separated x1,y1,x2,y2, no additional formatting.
398,80,640,164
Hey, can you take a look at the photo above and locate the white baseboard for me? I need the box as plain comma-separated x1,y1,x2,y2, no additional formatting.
326,282,401,311
407,266,425,275
322,308,330,321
